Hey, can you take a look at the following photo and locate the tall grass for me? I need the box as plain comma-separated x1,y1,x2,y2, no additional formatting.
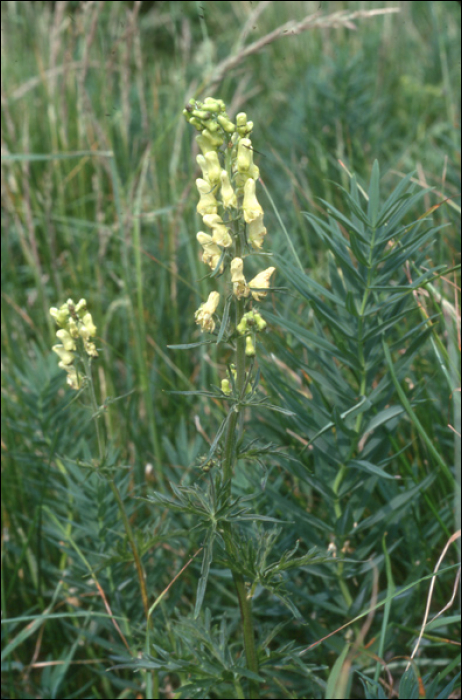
1,2,460,698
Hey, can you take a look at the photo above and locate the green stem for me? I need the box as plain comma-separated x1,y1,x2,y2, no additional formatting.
221,295,260,698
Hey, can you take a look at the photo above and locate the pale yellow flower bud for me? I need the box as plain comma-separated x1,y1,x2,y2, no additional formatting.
65,366,81,390
248,267,276,301
220,170,237,208
195,291,221,333
196,179,218,216
56,329,76,351
196,132,217,154
196,232,224,272
84,340,98,358
81,313,97,337
247,214,267,249
203,151,221,185
237,138,253,172
74,299,87,314
49,306,69,326
68,318,79,338
202,213,233,248
230,258,249,299
52,344,74,366
221,378,232,395
242,178,263,223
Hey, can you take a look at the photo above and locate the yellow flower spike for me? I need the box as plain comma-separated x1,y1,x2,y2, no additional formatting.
230,258,249,299
202,213,233,248
196,179,218,217
242,178,263,223
196,232,224,272
195,291,221,333
247,214,267,250
56,329,76,351
245,336,256,357
248,267,276,301
220,170,237,209
52,344,75,366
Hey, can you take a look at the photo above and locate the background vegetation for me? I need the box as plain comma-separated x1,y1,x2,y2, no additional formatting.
1,1,460,698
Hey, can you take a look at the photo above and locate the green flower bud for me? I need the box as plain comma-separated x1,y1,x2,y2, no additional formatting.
221,378,232,395
203,97,223,113
245,336,256,357
237,318,247,335
254,312,267,331
191,109,211,120
189,117,203,131
217,114,235,133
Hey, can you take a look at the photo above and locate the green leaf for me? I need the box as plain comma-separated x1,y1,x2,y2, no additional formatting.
347,459,395,479
367,159,381,228
195,539,214,618
168,341,215,349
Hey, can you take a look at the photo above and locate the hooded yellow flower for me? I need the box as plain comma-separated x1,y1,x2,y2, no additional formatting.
230,258,249,299
196,232,224,273
195,291,221,332
248,267,276,301
202,213,233,248
196,179,218,217
242,178,263,223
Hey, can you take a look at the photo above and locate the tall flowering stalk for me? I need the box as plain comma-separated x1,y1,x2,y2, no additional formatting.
49,298,151,624
183,97,277,699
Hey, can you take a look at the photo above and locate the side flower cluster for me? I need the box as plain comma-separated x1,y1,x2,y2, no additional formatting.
49,298,98,390
183,97,276,335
